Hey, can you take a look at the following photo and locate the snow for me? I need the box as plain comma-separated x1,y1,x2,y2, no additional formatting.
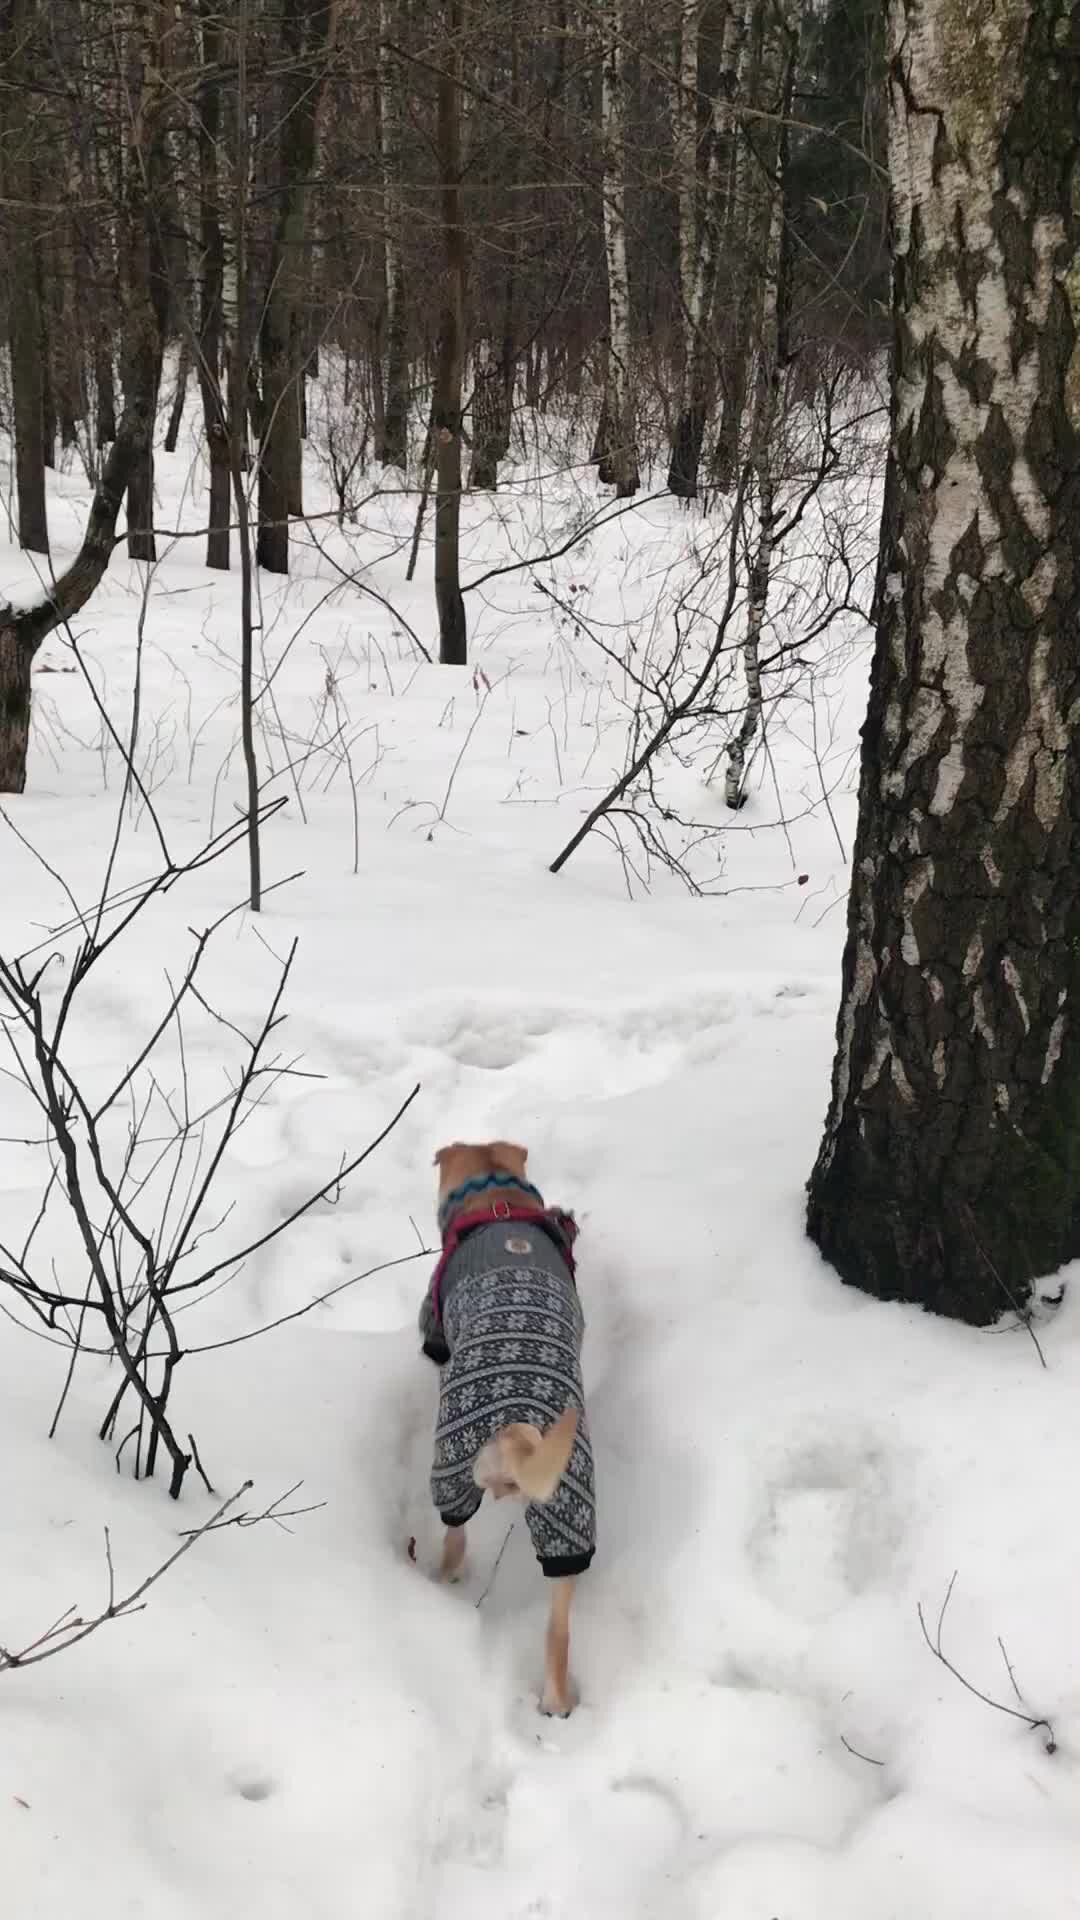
3,394,1080,1920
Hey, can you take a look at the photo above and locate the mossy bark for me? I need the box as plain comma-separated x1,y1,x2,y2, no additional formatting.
806,0,1080,1324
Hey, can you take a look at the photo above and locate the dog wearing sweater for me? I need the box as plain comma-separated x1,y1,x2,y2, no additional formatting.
417,1141,595,1717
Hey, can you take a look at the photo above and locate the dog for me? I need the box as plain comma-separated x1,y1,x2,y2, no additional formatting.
416,1141,595,1716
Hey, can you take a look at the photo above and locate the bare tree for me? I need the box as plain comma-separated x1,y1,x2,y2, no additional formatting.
0,810,420,1493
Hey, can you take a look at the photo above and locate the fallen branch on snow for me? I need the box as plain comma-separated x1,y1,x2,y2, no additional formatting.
918,1571,1056,1755
0,1478,263,1672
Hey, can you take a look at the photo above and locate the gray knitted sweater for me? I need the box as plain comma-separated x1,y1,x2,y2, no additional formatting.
419,1218,596,1577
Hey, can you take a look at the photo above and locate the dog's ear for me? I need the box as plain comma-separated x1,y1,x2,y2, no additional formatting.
489,1141,529,1181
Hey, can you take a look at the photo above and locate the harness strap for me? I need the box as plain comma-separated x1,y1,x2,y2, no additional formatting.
429,1204,578,1325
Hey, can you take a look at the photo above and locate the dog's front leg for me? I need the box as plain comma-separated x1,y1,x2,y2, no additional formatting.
438,1523,467,1582
541,1576,577,1716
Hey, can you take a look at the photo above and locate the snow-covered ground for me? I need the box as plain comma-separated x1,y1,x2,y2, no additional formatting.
3,394,1080,1919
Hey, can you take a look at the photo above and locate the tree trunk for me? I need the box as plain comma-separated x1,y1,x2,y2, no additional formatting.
434,0,467,665
8,257,49,554
712,0,774,492
469,337,503,489
163,340,190,452
196,0,230,570
0,625,34,791
724,2,798,807
95,342,117,447
598,0,639,496
121,5,170,563
257,0,334,574
379,6,409,471
668,0,748,499
39,251,56,471
3,0,49,555
0,395,152,791
671,0,699,386
806,0,1080,1325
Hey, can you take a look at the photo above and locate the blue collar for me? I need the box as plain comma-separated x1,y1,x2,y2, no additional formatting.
437,1170,545,1235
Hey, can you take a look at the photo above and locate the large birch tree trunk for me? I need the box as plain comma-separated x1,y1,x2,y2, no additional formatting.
806,0,1080,1325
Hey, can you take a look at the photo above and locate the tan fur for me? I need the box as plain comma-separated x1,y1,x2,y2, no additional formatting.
431,1140,582,1717
542,1577,576,1717
473,1406,578,1502
434,1141,533,1226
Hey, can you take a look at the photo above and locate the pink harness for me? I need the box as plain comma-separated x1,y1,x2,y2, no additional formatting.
428,1201,578,1325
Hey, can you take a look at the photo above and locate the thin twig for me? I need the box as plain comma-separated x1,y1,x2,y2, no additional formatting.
179,1479,325,1537
1,1481,254,1672
475,1522,516,1609
917,1572,1056,1754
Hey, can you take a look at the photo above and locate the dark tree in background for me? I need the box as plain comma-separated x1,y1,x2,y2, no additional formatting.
807,0,1080,1324
3,0,49,556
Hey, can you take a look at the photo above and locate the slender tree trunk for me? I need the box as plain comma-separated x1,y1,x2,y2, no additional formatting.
39,252,56,471
724,3,798,807
668,0,748,498
95,342,117,446
434,0,467,664
3,0,49,554
0,392,156,791
379,5,409,471
122,3,171,564
671,0,698,386
257,0,334,573
196,0,230,569
807,0,1080,1325
598,0,639,496
0,627,33,790
712,0,768,491
163,340,190,452
87,112,118,448
495,20,521,466
469,337,502,489
55,169,86,452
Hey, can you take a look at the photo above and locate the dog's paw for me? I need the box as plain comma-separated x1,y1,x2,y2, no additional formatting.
539,1683,578,1719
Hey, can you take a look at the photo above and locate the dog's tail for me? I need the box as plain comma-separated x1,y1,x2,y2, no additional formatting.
510,1407,579,1502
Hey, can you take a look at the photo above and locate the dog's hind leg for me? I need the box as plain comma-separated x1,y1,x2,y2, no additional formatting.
439,1523,467,1582
541,1576,577,1716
